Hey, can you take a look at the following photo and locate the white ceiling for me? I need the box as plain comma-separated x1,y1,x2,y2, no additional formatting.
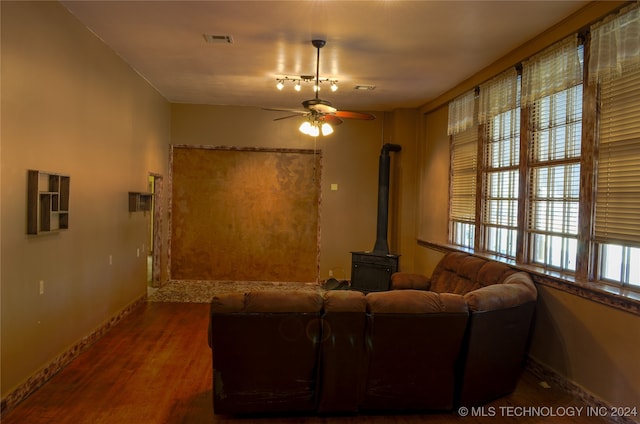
60,0,590,114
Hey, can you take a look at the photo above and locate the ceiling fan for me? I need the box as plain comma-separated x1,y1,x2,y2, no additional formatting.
267,39,375,136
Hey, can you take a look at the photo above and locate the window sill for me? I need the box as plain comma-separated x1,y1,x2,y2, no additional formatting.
417,239,640,316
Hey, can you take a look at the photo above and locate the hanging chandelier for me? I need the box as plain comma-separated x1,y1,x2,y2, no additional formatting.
275,75,338,93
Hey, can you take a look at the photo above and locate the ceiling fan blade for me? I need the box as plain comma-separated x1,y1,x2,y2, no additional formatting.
334,110,376,120
263,107,306,114
273,113,306,121
321,115,343,126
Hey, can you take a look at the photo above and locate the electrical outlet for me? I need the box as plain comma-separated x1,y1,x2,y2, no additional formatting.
109,255,113,265
137,248,140,258
39,280,45,295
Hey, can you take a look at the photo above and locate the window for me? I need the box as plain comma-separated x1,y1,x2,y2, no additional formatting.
527,86,582,271
599,245,640,286
591,4,640,288
442,5,640,294
482,109,520,258
478,69,520,259
450,127,477,248
594,67,640,287
524,39,584,272
448,90,477,249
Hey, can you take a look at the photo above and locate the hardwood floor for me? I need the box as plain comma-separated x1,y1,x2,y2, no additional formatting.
2,302,609,424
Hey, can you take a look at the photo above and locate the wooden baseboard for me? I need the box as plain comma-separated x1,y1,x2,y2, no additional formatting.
0,295,146,415
526,356,639,424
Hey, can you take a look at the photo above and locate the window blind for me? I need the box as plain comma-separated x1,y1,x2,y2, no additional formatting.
589,3,640,83
448,90,476,136
479,69,520,258
522,35,582,107
450,127,477,223
595,67,640,246
478,68,519,123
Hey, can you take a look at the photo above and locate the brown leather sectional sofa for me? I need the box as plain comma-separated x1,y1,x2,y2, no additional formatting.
208,251,537,416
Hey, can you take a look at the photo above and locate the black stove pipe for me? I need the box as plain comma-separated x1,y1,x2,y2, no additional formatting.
372,143,402,254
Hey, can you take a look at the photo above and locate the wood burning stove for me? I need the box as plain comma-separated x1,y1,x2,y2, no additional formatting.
350,251,399,292
350,143,401,293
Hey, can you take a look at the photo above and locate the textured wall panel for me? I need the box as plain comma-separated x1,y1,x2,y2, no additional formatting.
170,146,321,282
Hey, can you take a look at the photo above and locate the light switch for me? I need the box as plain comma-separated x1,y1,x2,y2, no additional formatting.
331,183,338,191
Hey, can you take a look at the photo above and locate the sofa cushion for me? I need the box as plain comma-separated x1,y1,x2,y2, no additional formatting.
366,290,468,314
464,272,537,312
429,252,488,295
324,290,367,312
476,260,517,287
245,290,323,313
390,272,431,290
429,252,524,295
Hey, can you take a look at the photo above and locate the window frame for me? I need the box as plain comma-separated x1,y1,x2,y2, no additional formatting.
524,83,584,273
479,108,521,259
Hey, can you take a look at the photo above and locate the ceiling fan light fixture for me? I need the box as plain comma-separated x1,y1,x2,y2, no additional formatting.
299,119,332,137
299,121,313,135
308,123,320,137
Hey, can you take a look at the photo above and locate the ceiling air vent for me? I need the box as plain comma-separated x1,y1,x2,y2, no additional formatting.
203,34,234,44
354,84,376,91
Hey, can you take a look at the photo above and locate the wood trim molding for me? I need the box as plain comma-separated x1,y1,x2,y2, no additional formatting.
526,356,638,424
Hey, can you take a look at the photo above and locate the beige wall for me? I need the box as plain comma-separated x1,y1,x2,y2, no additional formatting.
387,109,419,272
1,1,171,397
531,286,640,407
171,105,418,281
413,1,640,410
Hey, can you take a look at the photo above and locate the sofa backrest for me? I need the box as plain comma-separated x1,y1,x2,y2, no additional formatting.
366,289,468,314
209,289,324,313
429,252,516,295
318,290,367,414
209,289,324,415
323,290,367,313
360,289,469,411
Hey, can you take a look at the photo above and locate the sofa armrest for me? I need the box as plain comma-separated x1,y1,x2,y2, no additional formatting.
390,272,431,291
464,271,537,312
209,292,247,347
